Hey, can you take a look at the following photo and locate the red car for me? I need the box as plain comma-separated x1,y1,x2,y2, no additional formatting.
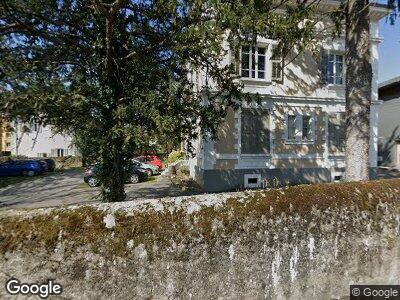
135,155,163,170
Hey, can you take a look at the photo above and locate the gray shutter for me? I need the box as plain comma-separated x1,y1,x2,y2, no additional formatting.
322,112,327,141
230,47,240,76
320,48,328,84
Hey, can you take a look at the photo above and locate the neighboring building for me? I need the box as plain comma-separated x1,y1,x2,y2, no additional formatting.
378,76,400,169
9,119,77,158
0,120,12,155
188,2,388,191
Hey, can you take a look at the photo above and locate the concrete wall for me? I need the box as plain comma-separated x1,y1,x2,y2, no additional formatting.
1,179,399,299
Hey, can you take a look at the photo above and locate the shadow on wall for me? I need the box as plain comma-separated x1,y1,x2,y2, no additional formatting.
378,125,399,167
282,50,322,97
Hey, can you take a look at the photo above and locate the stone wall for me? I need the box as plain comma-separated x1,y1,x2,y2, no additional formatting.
1,179,400,299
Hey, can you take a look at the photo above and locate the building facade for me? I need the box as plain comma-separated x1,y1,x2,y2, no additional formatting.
188,3,388,191
378,76,400,169
0,120,12,155
9,120,77,158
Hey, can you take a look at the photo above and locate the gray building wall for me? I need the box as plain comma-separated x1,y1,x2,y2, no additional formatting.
378,77,400,168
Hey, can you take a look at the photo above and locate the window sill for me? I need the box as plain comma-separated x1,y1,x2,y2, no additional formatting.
327,84,345,90
241,154,271,158
284,140,315,145
240,78,271,86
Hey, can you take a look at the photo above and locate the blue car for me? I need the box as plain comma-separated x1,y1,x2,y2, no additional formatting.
0,160,45,177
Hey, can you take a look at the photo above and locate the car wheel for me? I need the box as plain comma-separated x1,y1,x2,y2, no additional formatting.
145,168,153,176
26,170,35,177
130,173,140,184
87,177,98,187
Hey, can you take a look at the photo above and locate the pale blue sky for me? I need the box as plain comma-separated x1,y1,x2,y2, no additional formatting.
378,12,400,83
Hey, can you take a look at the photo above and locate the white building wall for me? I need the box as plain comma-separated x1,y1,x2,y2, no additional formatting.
10,122,76,158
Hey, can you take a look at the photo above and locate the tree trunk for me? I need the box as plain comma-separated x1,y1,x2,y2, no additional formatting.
344,0,372,181
101,136,126,202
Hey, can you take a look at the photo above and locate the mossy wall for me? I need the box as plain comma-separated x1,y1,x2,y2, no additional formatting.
1,179,400,299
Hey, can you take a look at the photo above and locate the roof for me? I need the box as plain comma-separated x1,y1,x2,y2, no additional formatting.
379,76,400,89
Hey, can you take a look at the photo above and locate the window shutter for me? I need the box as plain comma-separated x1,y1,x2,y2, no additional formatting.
322,112,327,141
311,113,316,141
284,114,288,140
229,47,240,76
320,48,328,84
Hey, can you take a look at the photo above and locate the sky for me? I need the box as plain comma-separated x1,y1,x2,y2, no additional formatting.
378,14,400,83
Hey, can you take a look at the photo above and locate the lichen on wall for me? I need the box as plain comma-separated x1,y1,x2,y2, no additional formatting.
1,179,400,299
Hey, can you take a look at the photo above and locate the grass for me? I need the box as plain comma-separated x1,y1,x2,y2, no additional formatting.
143,176,157,183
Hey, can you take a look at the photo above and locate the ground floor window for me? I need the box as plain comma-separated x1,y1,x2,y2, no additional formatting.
51,148,68,157
241,108,270,154
285,113,315,142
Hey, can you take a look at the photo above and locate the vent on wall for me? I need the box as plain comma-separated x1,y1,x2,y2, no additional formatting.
332,171,343,182
244,174,262,188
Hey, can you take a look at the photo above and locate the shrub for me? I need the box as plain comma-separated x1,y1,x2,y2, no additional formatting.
167,150,184,165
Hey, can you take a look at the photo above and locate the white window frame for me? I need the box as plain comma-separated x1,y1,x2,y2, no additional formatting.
240,45,267,80
284,112,316,144
326,53,344,86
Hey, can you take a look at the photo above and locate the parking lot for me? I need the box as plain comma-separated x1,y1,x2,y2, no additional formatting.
0,169,199,210
1,167,399,210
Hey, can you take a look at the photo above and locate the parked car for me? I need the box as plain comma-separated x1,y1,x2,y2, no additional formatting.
131,159,160,176
135,155,163,170
37,158,56,172
0,160,45,177
84,163,148,187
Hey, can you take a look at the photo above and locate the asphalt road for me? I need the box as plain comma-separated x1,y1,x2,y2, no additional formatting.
0,169,195,210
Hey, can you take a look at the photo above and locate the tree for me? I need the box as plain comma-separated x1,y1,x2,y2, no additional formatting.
343,0,373,181
0,0,319,201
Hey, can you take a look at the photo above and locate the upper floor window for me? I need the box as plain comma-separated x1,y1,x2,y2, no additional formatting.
285,114,315,143
321,51,344,85
30,119,42,133
241,46,266,79
271,47,283,82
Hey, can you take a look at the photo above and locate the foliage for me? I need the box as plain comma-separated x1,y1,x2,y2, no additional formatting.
0,0,324,202
167,150,184,165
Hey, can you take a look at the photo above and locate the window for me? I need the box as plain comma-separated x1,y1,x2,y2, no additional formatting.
328,113,345,152
241,46,266,79
271,48,283,81
322,52,344,85
285,114,315,143
241,108,270,154
51,148,68,157
30,119,42,133
37,153,48,158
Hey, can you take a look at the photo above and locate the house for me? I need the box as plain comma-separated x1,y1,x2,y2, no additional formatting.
378,76,400,169
8,119,77,158
188,2,388,192
0,120,12,155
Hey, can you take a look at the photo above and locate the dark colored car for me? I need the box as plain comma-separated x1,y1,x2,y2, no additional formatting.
83,163,148,187
135,155,163,170
0,160,45,177
38,158,56,172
